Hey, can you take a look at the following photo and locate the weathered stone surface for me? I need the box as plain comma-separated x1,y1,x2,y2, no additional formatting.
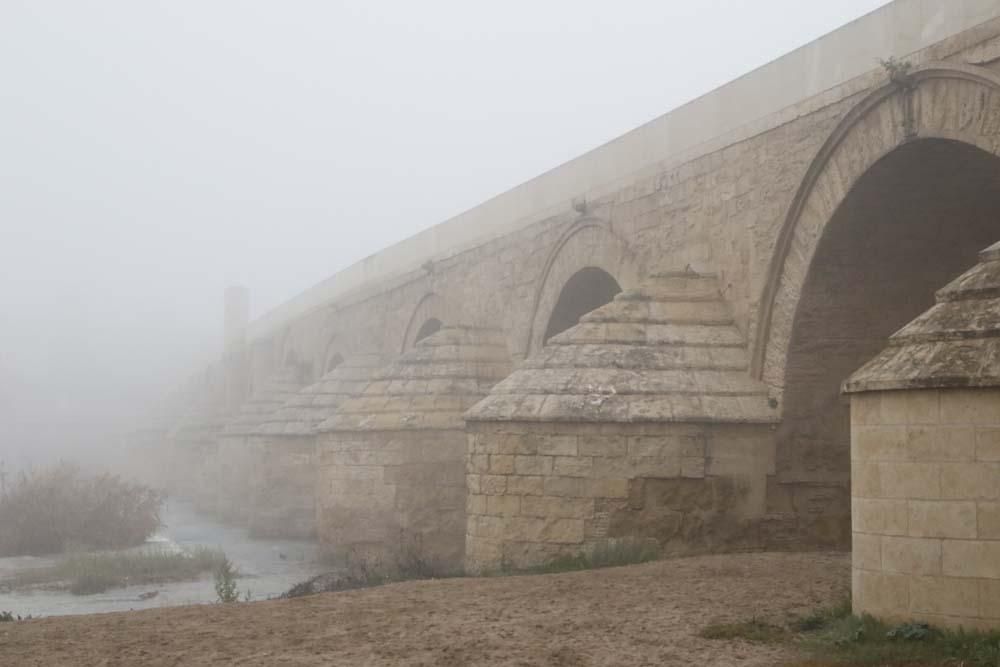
316,326,511,568
850,243,1000,630
467,273,780,425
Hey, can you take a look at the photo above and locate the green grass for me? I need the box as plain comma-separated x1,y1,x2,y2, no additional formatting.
8,546,228,595
794,613,1000,666
699,596,1000,667
517,538,661,575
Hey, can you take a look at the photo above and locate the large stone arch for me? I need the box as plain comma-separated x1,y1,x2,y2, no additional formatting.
400,292,446,353
753,62,1000,399
524,218,638,355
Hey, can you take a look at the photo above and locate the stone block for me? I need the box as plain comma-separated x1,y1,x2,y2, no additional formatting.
852,463,881,498
470,514,506,540
880,536,941,575
481,475,507,496
940,391,1000,426
908,500,977,539
578,435,627,457
978,502,1000,539
536,436,578,456
487,495,521,517
544,476,586,497
908,427,976,462
467,474,482,494
497,434,538,456
466,494,487,515
507,475,545,496
977,428,1000,462
942,540,1000,579
628,436,682,458
909,576,980,617
852,426,908,462
878,392,911,425
879,463,940,499
465,537,502,571
585,478,630,499
681,457,707,478
853,498,908,536
940,463,999,500
553,456,592,478
468,454,490,474
979,579,1000,619
489,454,515,475
514,455,554,476
852,394,881,425
855,570,909,613
852,532,881,571
519,495,594,519
504,517,585,544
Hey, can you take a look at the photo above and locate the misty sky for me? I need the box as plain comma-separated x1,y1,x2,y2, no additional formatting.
0,0,891,466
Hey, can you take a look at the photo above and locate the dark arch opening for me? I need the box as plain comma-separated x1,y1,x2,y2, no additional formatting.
776,138,1000,548
326,352,345,374
414,318,442,345
544,267,622,343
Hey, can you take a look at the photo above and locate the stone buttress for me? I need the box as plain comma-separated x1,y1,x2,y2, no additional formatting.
315,326,511,570
214,368,305,524
250,353,382,538
845,240,1000,630
465,272,779,572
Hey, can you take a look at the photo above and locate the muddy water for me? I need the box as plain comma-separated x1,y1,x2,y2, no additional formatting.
0,501,325,617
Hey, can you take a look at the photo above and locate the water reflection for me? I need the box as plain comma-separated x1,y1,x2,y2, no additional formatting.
0,500,324,617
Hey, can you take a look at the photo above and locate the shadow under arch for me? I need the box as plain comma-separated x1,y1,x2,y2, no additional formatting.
752,62,1000,392
543,267,621,343
524,217,637,355
400,292,446,353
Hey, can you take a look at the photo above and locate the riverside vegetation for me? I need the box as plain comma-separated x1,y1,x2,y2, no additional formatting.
0,463,163,557
700,597,1000,666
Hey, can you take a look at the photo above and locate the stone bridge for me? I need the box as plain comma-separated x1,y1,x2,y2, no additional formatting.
155,0,1000,574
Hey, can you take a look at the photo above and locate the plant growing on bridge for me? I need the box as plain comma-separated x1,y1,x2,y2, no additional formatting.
879,56,914,88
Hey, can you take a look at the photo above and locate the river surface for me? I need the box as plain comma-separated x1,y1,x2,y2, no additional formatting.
0,501,325,617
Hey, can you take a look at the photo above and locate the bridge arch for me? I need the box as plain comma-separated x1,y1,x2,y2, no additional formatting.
525,219,637,355
754,62,1000,394
321,336,344,375
401,292,446,353
751,63,1000,542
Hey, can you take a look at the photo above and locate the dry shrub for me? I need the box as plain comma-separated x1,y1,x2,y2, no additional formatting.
0,463,164,556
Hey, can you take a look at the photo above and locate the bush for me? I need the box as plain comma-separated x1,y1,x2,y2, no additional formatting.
0,463,164,557
214,557,240,603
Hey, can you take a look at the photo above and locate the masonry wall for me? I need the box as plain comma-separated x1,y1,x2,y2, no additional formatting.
202,27,1000,552
464,421,777,573
315,429,467,570
247,436,317,539
852,389,1000,630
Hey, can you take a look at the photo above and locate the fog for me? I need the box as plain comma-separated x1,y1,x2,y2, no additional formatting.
0,0,889,468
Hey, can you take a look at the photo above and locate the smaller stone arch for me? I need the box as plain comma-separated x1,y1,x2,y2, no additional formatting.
524,218,637,355
325,351,345,375
543,267,622,342
401,292,446,353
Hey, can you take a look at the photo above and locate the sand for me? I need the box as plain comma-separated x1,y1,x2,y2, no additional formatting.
0,552,850,667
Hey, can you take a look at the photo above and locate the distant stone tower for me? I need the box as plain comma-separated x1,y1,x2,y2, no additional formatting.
844,240,1000,630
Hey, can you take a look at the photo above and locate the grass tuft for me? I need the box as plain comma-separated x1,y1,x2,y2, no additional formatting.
520,538,661,575
700,618,788,643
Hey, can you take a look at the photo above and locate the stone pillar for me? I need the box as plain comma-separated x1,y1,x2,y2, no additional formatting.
844,240,1000,630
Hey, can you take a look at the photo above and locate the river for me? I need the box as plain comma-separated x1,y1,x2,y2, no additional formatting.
0,500,326,617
